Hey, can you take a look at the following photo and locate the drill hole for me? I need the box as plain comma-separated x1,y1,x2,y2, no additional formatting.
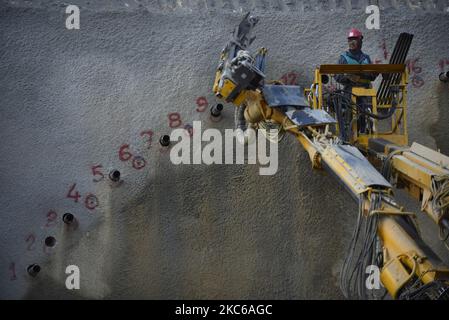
45,236,57,247
63,213,74,224
27,264,41,276
159,135,170,146
110,169,121,181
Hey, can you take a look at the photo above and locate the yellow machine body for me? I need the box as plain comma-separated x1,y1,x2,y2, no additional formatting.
212,14,449,299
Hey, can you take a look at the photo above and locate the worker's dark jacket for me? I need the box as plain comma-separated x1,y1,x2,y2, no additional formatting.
334,50,377,88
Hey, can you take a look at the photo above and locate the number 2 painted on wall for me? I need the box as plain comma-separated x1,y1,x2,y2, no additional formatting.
25,233,36,251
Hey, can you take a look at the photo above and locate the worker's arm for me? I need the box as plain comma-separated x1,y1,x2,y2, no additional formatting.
334,55,379,84
334,55,354,85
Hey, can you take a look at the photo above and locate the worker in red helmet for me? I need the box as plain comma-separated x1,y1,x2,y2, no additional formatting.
334,28,378,140
335,28,377,86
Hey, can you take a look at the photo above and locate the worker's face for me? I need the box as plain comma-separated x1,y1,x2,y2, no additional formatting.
348,37,360,50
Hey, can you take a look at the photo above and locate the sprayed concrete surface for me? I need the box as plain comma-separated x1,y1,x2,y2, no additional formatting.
1,0,449,299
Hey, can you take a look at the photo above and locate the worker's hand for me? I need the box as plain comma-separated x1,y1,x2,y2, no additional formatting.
347,74,361,83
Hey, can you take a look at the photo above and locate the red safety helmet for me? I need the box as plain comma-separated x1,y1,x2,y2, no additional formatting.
348,28,363,40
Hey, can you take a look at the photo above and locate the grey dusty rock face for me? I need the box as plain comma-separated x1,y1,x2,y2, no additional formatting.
0,0,449,299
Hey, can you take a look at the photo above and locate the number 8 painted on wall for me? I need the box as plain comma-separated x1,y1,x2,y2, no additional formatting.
168,113,182,128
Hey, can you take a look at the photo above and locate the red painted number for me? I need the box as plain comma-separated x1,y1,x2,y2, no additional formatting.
406,58,422,74
45,210,58,227
439,59,449,72
66,183,81,203
119,144,133,161
280,72,298,85
412,76,424,88
9,263,17,281
92,165,104,182
140,130,154,149
405,58,424,88
280,73,287,84
132,156,146,170
168,113,182,128
196,97,208,112
85,194,99,210
25,233,36,251
380,39,388,60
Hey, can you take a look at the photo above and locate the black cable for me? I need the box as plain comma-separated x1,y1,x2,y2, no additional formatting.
329,93,352,143
340,193,384,299
332,89,398,120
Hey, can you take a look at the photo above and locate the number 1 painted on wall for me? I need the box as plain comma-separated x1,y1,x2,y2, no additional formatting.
9,263,17,281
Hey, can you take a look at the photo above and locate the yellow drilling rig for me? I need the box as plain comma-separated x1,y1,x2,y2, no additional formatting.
212,13,449,300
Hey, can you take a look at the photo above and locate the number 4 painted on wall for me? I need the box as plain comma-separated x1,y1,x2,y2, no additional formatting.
67,183,81,202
